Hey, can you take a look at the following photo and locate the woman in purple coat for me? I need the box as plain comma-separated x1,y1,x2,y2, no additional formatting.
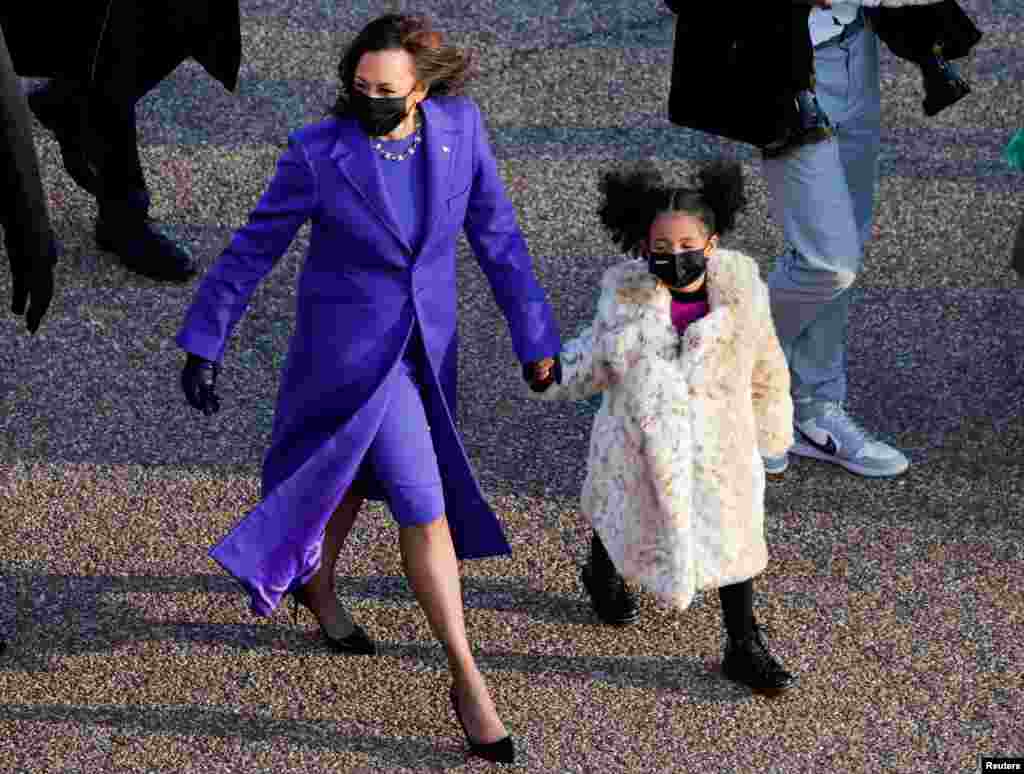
176,14,560,763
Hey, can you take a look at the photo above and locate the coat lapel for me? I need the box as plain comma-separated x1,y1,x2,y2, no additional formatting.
418,100,460,257
329,117,408,253
678,252,743,362
608,256,742,366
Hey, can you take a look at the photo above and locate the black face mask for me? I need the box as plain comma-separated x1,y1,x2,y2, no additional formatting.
349,89,414,136
647,246,708,289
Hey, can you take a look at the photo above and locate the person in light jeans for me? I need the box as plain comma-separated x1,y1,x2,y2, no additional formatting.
762,1,909,478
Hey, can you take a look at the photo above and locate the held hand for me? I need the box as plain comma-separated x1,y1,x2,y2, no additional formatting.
523,356,561,393
181,353,222,416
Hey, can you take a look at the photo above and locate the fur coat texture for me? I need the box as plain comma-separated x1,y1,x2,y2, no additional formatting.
530,249,793,610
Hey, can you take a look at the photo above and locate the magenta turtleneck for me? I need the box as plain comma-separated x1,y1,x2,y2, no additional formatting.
668,281,710,333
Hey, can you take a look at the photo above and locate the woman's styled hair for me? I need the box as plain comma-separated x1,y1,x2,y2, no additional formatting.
330,14,476,117
597,160,747,256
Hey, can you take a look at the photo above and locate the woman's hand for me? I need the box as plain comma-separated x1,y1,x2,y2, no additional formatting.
182,353,222,416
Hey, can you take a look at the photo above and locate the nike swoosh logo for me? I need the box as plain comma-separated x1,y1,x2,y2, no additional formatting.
799,428,838,456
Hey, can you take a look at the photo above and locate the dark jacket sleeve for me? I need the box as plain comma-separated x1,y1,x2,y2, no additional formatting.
0,23,56,285
869,0,982,63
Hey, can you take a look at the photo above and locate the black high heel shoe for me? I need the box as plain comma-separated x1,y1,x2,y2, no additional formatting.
449,685,515,764
290,585,377,656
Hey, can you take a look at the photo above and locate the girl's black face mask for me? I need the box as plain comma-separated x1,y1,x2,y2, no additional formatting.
647,245,708,288
349,89,414,136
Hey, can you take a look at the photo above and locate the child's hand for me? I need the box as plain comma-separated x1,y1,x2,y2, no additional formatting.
534,357,555,383
524,356,559,392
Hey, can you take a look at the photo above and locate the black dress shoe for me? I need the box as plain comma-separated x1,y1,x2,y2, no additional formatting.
290,586,377,656
95,215,198,283
450,685,515,764
721,622,797,695
581,530,641,626
27,82,100,195
920,53,971,117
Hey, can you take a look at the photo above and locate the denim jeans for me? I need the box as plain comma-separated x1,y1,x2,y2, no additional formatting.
761,13,882,404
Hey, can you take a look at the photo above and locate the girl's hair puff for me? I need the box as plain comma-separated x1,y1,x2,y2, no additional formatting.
691,160,746,237
597,160,747,255
596,162,666,257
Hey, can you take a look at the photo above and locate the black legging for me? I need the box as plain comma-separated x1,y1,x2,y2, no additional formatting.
592,529,754,638
718,580,754,640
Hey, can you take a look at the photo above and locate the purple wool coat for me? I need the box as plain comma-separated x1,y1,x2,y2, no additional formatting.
176,96,561,617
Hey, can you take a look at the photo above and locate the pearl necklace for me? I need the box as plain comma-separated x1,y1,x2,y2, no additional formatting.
372,117,423,162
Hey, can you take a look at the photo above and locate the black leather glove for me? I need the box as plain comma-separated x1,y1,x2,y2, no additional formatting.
181,353,221,415
523,355,562,393
9,241,56,334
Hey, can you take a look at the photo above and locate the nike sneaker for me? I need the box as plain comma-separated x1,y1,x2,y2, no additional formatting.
792,401,909,478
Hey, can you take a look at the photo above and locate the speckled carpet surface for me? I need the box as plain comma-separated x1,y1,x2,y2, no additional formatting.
1,1,1022,772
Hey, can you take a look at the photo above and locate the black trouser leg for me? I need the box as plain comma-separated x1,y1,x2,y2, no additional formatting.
86,1,190,213
718,579,754,640
87,97,151,218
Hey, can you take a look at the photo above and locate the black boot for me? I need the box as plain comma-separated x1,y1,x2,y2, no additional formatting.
721,622,797,695
581,530,640,626
96,191,197,282
27,80,100,195
920,52,971,117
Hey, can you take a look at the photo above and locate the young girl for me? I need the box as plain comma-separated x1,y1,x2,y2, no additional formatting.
530,161,796,694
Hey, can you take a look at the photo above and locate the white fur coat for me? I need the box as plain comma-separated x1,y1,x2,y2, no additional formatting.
529,249,793,611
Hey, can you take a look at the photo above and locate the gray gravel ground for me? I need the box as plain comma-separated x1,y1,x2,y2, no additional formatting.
1,1,1022,772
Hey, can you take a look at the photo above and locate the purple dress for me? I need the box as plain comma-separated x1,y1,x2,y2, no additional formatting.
176,97,561,616
348,126,444,520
